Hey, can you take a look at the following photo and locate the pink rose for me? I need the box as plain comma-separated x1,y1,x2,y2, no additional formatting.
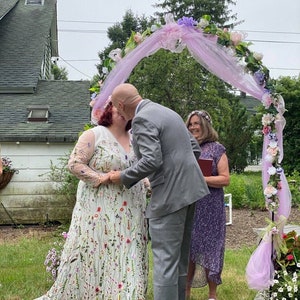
262,126,271,135
286,254,294,261
277,182,282,190
262,93,273,109
230,31,245,45
134,32,143,44
267,146,279,157
264,185,277,198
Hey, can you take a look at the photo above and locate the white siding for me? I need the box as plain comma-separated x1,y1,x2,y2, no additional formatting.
0,142,76,225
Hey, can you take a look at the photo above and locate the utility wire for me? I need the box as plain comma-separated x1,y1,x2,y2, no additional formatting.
57,19,300,35
59,56,93,79
59,29,108,33
247,39,300,45
57,22,300,76
58,28,300,45
58,19,115,24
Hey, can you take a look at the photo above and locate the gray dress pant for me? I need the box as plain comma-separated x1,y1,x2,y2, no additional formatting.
149,203,195,300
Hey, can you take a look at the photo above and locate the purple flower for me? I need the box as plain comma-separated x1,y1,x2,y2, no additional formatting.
254,70,265,85
177,17,197,27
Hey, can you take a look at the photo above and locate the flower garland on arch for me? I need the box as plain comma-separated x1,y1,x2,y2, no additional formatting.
98,14,275,94
93,13,282,107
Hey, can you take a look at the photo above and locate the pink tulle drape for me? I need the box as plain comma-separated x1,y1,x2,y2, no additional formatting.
246,234,274,291
93,20,266,111
94,16,291,291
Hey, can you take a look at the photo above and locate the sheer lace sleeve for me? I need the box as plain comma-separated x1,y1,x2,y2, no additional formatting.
68,129,102,188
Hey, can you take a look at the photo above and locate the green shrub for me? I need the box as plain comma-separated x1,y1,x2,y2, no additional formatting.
225,173,247,208
225,170,300,210
42,152,78,201
286,170,300,207
225,172,265,209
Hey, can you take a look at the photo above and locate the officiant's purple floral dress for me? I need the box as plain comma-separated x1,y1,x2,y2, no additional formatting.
35,126,148,300
190,141,226,285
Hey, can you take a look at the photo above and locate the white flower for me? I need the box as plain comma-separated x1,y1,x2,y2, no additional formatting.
265,153,276,163
102,67,108,74
267,166,277,175
269,140,278,148
253,52,263,61
262,113,275,126
151,24,159,32
198,18,209,28
108,48,122,62
273,94,286,115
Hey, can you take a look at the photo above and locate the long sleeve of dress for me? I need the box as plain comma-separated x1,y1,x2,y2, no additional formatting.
68,129,102,188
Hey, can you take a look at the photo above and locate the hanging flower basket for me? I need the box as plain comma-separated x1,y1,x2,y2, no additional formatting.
1,156,18,190
0,171,15,190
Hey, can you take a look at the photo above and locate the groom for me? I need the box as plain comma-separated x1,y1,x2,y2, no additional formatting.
109,83,209,300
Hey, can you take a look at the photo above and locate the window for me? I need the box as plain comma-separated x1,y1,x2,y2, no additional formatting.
25,0,44,5
27,105,50,122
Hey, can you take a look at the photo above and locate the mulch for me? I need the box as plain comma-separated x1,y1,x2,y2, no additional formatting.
1,208,300,249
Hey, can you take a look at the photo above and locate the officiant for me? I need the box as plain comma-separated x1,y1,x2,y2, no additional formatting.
185,110,230,300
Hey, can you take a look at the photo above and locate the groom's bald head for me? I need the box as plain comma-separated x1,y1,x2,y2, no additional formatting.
111,83,142,120
111,83,141,106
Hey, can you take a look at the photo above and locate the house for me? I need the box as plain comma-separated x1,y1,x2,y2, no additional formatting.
0,0,91,225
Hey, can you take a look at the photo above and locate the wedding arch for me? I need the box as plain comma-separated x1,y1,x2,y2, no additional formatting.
93,14,291,291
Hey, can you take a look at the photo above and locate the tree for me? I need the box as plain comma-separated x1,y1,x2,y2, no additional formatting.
129,48,231,117
96,10,155,82
51,63,68,80
275,76,300,174
154,0,237,26
221,97,254,172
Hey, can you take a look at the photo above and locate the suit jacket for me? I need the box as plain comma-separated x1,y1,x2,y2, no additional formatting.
121,99,209,218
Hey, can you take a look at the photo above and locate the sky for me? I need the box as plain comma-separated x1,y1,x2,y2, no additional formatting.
56,0,300,81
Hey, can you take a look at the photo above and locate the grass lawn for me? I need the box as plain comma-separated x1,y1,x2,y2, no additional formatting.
0,228,258,300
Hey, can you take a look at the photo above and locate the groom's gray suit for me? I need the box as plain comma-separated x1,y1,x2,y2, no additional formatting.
121,99,209,300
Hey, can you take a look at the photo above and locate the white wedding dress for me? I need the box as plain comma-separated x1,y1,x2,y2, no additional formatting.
35,126,148,300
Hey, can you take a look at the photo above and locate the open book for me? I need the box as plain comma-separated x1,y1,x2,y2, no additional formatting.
197,158,213,176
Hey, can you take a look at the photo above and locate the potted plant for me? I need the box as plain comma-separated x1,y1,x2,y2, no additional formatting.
269,230,300,299
0,156,18,189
